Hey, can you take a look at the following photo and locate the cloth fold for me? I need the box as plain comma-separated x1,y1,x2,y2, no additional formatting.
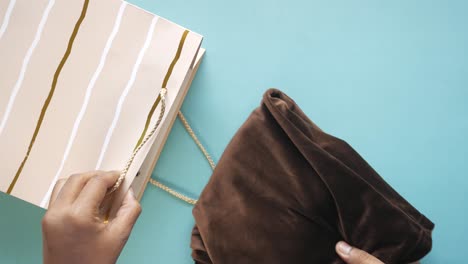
191,89,434,264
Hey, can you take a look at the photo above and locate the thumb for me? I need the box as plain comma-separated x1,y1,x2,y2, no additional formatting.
109,189,142,237
336,241,384,264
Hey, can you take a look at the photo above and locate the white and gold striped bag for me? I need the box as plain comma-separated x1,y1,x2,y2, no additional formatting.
0,0,204,217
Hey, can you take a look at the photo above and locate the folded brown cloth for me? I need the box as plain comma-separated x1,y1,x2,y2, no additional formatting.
191,89,434,264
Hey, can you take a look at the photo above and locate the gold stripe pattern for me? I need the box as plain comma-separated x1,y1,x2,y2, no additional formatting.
7,0,90,193
134,29,190,149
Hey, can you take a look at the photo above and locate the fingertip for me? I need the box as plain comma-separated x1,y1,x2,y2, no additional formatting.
108,170,121,176
109,189,142,235
103,171,121,190
98,171,120,188
122,188,136,203
122,189,141,214
336,241,352,256
128,188,136,199
105,170,121,181
336,241,384,264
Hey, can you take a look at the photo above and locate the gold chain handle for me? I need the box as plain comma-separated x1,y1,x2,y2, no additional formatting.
108,88,167,194
108,87,214,205
177,111,216,170
148,111,215,205
148,178,198,205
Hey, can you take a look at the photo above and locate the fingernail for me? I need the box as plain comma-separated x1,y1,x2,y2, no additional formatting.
128,188,136,198
337,241,352,255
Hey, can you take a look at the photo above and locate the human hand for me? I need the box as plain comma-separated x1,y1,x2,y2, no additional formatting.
336,241,384,264
42,171,142,264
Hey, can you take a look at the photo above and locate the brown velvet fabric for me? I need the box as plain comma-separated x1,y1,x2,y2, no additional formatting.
191,89,434,264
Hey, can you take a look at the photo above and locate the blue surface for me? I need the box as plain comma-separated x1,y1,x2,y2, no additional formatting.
1,0,467,263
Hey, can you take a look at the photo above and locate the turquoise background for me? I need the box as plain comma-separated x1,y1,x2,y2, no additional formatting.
0,0,467,263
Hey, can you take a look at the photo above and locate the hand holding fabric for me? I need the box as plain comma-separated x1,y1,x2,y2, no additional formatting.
336,241,384,264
